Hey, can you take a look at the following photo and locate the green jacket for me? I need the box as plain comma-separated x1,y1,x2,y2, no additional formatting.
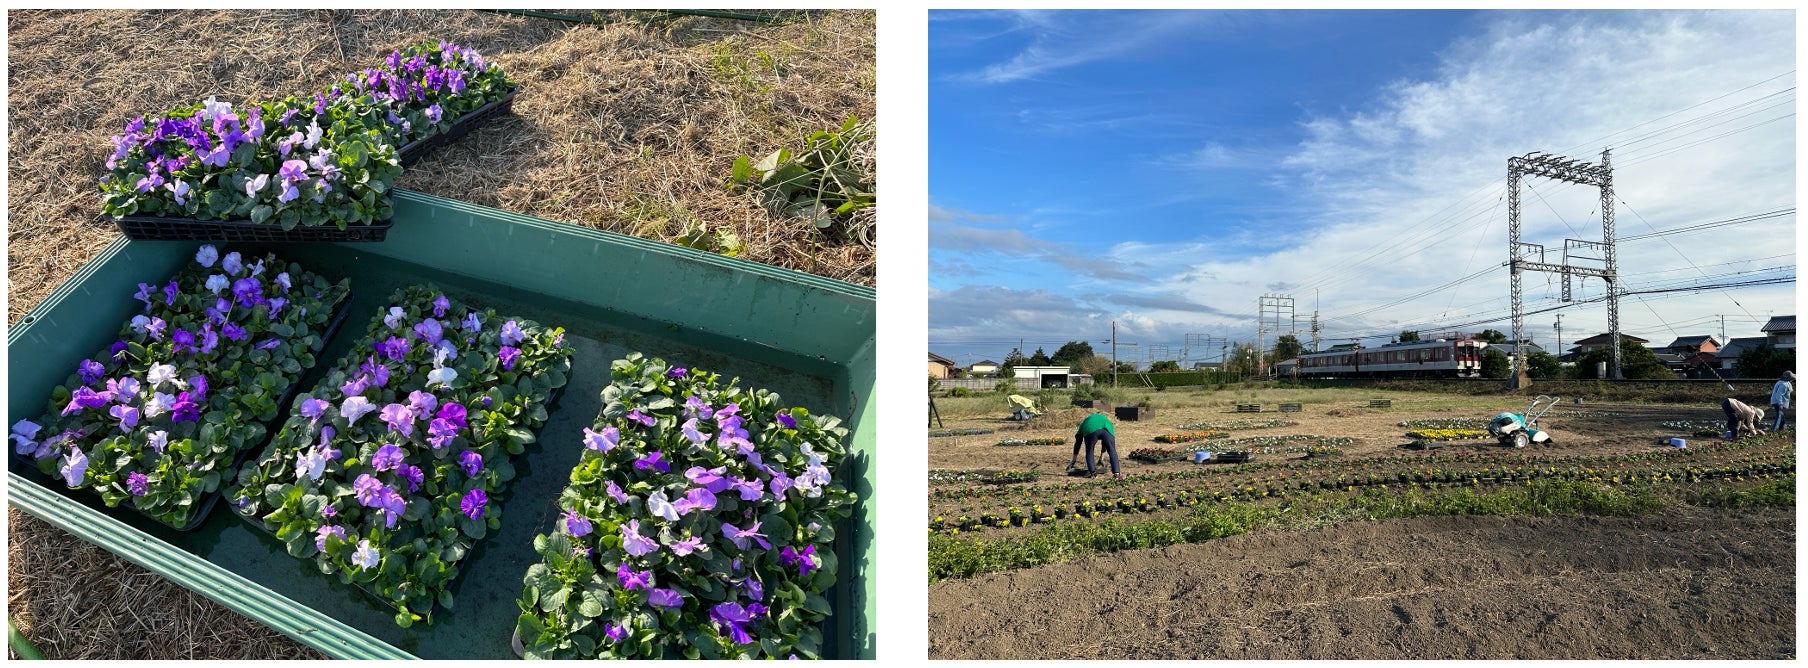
1075,412,1115,438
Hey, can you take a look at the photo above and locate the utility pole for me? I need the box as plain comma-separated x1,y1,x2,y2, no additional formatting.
1554,314,1563,354
1111,321,1118,388
1720,315,1726,342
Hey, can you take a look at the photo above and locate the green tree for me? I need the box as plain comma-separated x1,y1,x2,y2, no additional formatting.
1398,330,1421,343
1476,329,1510,344
1078,354,1113,375
1481,349,1511,378
1027,346,1052,366
1000,348,1026,377
1114,362,1138,374
1526,350,1565,379
1227,342,1261,375
1149,360,1181,373
1270,334,1304,363
1050,341,1095,366
1735,342,1796,379
1572,338,1675,379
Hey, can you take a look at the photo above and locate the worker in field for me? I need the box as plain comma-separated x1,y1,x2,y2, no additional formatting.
1720,396,1766,439
1770,371,1793,431
1069,410,1122,480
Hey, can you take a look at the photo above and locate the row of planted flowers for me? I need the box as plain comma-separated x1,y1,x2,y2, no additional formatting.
11,245,349,527
101,40,513,230
231,284,572,627
515,354,856,659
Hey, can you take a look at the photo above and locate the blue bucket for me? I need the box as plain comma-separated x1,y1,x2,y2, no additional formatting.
1192,451,1211,464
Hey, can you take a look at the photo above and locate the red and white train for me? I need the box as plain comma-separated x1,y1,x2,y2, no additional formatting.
1296,338,1487,379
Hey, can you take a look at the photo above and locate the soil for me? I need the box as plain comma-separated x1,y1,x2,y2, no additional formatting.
927,506,1796,660
929,399,1729,475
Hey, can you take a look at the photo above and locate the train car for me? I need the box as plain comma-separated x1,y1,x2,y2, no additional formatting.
1297,339,1486,378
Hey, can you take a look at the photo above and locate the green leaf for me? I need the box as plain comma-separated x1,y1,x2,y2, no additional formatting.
249,204,272,225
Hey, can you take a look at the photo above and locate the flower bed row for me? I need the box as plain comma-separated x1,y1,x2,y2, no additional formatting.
1152,429,1227,444
1404,428,1490,441
1176,418,1296,431
1396,418,1487,430
515,354,856,659
230,285,573,627
928,427,994,437
101,40,514,233
11,245,349,528
1128,447,1190,464
995,437,1062,447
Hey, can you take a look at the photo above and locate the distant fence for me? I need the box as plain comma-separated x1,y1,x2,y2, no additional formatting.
935,371,1242,392
934,377,1092,392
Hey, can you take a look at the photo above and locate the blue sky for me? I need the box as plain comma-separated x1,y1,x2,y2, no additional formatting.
927,9,1796,368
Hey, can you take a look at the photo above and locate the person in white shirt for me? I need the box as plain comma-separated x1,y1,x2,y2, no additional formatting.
1769,371,1793,431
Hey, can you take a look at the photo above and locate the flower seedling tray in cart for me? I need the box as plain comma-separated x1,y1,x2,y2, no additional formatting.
6,190,876,660
396,88,517,167
113,215,395,243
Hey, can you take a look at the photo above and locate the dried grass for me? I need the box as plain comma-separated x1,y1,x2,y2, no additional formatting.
6,9,874,657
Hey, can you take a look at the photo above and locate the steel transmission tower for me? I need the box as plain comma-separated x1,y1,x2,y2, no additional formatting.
1507,149,1619,387
1257,294,1296,376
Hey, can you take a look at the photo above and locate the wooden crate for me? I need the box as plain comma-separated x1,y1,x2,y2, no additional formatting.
1236,404,1261,413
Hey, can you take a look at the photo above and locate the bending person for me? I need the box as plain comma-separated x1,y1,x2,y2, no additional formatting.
1720,396,1766,440
1069,411,1121,479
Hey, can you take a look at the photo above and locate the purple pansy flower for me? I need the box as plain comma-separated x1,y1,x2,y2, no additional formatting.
222,321,248,342
77,359,105,386
170,392,202,422
436,402,468,430
710,602,762,644
379,403,416,437
221,251,243,276
669,535,704,556
461,489,487,520
562,508,592,537
776,413,797,429
378,335,411,362
407,390,438,418
583,426,618,451
722,521,772,551
621,519,659,556
126,471,149,497
729,476,765,501
431,294,450,317
340,374,372,398
647,588,683,609
370,442,405,472
457,450,482,477
414,318,443,345
681,418,707,445
605,480,630,505
195,244,219,268
315,524,347,552
685,466,732,493
108,404,140,432
60,446,88,487
497,346,520,371
672,487,718,516
780,544,818,576
398,463,423,492
633,450,670,473
428,418,459,450
625,409,655,427
300,397,328,422
667,366,687,378
172,328,196,353
605,624,627,643
499,320,525,346
616,562,653,591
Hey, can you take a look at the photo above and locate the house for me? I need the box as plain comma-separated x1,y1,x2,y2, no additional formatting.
1665,335,1720,355
1562,333,1648,361
968,359,999,377
1010,365,1074,389
1714,337,1769,374
1644,348,1690,375
1762,315,1795,349
1488,340,1547,358
928,352,957,379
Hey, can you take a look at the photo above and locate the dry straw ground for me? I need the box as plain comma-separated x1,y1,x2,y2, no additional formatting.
6,9,874,658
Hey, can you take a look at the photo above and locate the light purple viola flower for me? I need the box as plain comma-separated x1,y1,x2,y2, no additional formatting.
321,503,337,518
340,374,371,398
108,404,140,432
60,446,88,487
431,294,449,317
377,335,411,362
622,519,659,556
436,402,468,430
222,321,248,342
222,251,243,276
352,474,386,506
680,418,707,445
776,413,797,429
143,392,175,419
12,420,43,443
667,366,687,378
383,306,408,330
300,397,329,422
626,409,655,427
457,450,482,477
370,442,405,471
267,296,287,320
77,359,105,386
729,476,764,502
710,602,760,645
136,171,165,192
296,446,328,481
407,390,438,417
414,318,443,345
647,588,683,609
106,377,140,401
62,387,107,416
275,271,291,292
685,466,732,493
351,539,380,569
230,276,261,306
162,279,178,305
780,544,818,576
188,375,208,401
461,489,487,520
194,244,219,268
133,282,156,309
315,524,347,552
616,562,653,591
204,274,229,295
425,104,443,124
109,340,129,363
497,346,520,371
398,463,424,492
604,624,627,643
126,471,149,497
722,521,771,551
669,535,704,556
671,487,717,516
605,480,630,505
742,577,763,601
583,426,618,451
278,181,300,203
462,311,481,332
360,356,390,388
199,324,219,354
428,418,458,450
340,396,377,424
499,320,525,346
244,173,269,198
633,451,670,473
683,395,714,420
146,430,168,454
562,508,592,537
145,316,167,340
148,363,178,387
168,179,192,204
